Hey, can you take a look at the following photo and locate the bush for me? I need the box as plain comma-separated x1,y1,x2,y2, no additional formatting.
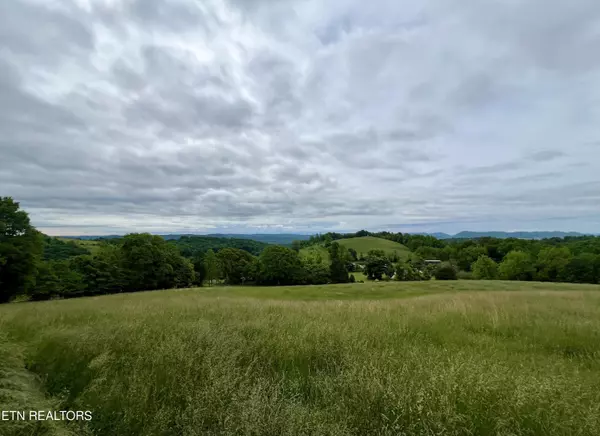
395,262,422,281
435,263,458,280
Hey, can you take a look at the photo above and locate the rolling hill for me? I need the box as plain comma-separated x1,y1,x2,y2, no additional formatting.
337,236,411,259
300,237,412,263
299,244,330,264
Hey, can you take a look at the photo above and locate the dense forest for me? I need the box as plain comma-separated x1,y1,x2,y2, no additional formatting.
2,197,600,304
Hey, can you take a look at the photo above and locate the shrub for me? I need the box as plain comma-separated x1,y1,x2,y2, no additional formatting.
435,263,458,280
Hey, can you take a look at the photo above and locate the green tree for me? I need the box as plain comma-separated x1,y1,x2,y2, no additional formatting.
204,249,220,286
217,248,256,285
364,252,392,280
88,245,126,294
30,261,60,301
535,247,572,282
192,253,206,286
172,256,195,288
498,251,535,281
29,260,86,301
42,236,90,261
560,253,600,284
394,261,421,281
406,253,425,270
472,255,498,280
455,245,487,271
0,197,43,303
329,242,349,283
120,233,189,292
257,246,304,286
302,256,330,284
434,262,458,280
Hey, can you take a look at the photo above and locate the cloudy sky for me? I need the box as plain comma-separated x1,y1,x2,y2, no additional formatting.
1,0,599,236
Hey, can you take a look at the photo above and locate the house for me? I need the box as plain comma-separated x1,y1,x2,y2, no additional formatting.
424,260,442,265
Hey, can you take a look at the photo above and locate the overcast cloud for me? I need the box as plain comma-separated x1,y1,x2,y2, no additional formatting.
1,0,599,235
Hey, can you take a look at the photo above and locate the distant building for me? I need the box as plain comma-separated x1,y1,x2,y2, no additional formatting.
424,260,442,265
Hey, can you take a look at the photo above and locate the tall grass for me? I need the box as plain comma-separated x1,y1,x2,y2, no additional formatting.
1,281,600,435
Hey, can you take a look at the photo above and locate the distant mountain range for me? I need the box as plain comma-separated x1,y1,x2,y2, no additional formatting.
417,231,591,240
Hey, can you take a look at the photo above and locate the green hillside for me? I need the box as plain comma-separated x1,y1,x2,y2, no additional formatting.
337,236,411,259
57,237,102,255
299,244,330,264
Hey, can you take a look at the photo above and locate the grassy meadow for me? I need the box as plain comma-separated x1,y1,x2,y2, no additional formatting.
1,281,600,435
57,238,103,255
337,236,411,259
299,236,411,265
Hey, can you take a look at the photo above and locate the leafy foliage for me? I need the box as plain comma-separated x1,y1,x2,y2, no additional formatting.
0,197,43,302
217,248,257,285
169,236,268,257
43,236,90,261
329,242,350,283
204,249,220,286
364,250,393,280
472,255,499,280
434,262,458,280
499,251,535,281
257,246,305,286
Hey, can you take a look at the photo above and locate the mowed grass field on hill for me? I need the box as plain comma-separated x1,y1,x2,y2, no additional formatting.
2,281,600,436
299,236,411,264
337,236,411,259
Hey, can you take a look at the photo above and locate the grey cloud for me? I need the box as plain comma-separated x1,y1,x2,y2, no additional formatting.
126,0,209,32
527,150,566,162
0,1,93,64
1,0,600,234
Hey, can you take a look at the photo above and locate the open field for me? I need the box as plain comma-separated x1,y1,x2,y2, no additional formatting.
337,236,411,259
1,281,600,435
350,271,367,282
57,238,103,255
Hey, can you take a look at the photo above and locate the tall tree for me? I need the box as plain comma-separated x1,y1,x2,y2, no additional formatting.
472,255,498,280
120,233,189,292
329,242,350,283
535,247,572,282
257,245,305,286
364,251,392,280
0,197,43,303
560,253,600,284
204,249,219,286
498,251,535,281
217,248,256,285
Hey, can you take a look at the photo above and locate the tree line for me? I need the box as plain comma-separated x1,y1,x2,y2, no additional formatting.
1,198,355,303
3,197,600,304
294,230,600,284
